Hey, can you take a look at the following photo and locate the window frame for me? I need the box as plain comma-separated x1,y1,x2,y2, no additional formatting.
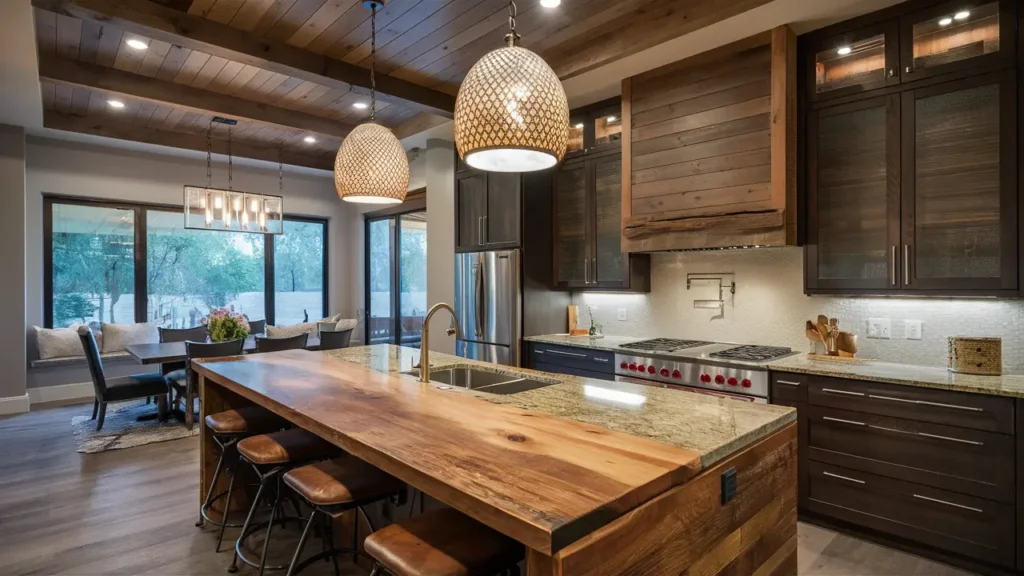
43,194,328,329
363,208,426,346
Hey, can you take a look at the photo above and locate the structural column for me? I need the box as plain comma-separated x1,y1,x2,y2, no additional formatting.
0,124,27,414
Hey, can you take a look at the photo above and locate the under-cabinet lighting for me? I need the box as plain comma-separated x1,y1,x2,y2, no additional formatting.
837,46,852,55
954,10,970,20
125,39,148,51
352,102,369,110
107,99,125,109
939,17,953,25
584,385,646,406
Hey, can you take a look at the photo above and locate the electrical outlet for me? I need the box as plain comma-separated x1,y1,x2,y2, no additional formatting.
905,319,922,340
867,318,891,339
616,308,627,321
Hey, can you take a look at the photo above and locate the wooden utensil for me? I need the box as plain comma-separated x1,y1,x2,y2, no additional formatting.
816,321,831,346
837,331,857,356
806,320,822,342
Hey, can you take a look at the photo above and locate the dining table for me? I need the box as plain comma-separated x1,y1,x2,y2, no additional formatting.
124,334,321,428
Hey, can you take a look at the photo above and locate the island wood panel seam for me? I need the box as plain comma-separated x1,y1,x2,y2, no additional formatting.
194,350,704,555
542,423,797,576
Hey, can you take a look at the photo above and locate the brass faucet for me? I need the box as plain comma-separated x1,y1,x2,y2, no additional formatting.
418,303,461,383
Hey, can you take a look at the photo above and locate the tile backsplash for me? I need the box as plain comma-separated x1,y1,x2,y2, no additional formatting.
574,248,1023,372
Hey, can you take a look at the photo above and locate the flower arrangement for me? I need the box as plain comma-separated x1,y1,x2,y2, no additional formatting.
203,309,250,342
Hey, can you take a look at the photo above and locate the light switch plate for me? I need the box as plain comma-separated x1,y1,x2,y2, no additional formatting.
867,318,891,339
905,320,922,340
616,308,627,321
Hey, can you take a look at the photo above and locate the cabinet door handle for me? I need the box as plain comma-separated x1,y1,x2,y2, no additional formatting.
905,65,912,74
592,356,610,363
478,217,484,245
821,387,864,397
890,246,896,286
776,380,801,386
584,258,590,284
913,494,983,513
548,349,587,358
823,416,866,426
534,350,545,355
887,68,895,78
823,471,866,484
482,215,488,243
869,394,985,412
918,432,983,446
904,245,910,285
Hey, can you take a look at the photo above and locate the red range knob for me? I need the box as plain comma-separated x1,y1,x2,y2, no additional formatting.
741,378,752,388
660,368,670,377
700,373,711,383
638,365,646,372
620,361,628,369
672,369,682,379
647,365,656,374
727,377,738,386
628,363,637,371
714,374,726,385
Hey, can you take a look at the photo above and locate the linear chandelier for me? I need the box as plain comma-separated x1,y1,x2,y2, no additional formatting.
183,117,284,234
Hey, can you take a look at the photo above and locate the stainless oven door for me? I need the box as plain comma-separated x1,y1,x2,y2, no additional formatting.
615,375,766,404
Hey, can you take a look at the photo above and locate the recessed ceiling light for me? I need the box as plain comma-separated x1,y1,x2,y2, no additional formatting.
125,39,148,50
939,17,953,25
607,116,617,122
954,10,970,20
352,102,369,110
837,46,852,55
574,123,584,129
540,0,561,7
107,100,125,109
304,136,317,144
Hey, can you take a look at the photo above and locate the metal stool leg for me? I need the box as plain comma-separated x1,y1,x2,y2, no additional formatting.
229,477,268,573
326,512,341,576
258,487,284,576
285,509,318,576
198,442,227,527
215,465,237,552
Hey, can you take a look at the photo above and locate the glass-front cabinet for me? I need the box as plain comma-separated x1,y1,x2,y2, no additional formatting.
901,0,1013,81
564,99,622,159
808,22,899,101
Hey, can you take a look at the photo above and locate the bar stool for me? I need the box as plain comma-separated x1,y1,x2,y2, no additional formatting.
230,428,342,575
364,508,524,576
198,406,288,551
282,456,406,576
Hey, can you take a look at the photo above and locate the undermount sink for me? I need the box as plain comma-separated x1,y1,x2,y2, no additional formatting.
403,367,556,395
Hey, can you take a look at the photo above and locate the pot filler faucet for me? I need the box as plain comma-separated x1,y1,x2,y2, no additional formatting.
418,303,461,383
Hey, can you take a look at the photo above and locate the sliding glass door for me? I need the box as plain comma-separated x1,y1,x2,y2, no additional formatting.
365,210,427,347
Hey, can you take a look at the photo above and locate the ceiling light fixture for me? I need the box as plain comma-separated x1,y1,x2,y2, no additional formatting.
574,123,584,129
334,0,409,205
939,17,953,25
125,39,148,50
352,102,369,110
304,136,317,144
540,0,560,7
837,46,852,55
107,99,125,109
454,0,569,172
954,10,970,20
607,116,617,122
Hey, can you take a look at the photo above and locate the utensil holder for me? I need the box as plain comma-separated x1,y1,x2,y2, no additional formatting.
948,337,1002,376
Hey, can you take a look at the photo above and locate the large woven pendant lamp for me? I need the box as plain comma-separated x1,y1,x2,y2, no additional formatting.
454,0,569,172
334,0,409,204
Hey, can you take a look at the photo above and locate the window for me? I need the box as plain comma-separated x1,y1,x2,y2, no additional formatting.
274,219,326,326
364,211,427,347
44,197,327,329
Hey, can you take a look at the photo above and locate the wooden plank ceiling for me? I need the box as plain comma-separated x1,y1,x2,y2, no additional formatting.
32,0,771,170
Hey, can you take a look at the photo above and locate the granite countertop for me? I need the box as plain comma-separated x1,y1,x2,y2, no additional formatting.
326,344,795,469
768,354,1024,398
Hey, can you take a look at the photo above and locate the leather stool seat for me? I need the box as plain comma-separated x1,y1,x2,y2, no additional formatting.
283,456,405,507
365,508,524,576
205,406,287,435
237,428,339,466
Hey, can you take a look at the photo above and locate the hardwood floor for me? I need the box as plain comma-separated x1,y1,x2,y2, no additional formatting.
0,403,979,576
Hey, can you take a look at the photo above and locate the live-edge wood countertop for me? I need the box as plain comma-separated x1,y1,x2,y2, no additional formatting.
194,345,794,555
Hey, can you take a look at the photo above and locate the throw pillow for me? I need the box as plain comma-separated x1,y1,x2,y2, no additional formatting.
266,321,318,339
101,322,158,354
35,325,86,360
334,319,357,332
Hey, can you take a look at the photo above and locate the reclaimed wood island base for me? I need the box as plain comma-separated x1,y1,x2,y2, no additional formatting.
195,346,797,576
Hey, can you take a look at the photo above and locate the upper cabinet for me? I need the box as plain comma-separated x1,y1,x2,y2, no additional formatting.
808,21,900,101
454,167,521,252
619,27,798,252
566,101,623,160
803,0,1019,296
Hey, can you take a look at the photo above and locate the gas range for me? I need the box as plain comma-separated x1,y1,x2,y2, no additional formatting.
612,338,795,402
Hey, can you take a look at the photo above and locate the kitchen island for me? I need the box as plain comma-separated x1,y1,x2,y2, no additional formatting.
194,345,797,575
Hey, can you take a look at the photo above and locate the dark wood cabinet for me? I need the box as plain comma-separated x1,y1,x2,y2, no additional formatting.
454,167,521,252
802,0,1020,296
565,99,622,160
553,149,649,291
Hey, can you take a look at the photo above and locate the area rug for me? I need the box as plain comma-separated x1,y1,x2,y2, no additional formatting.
70,400,199,454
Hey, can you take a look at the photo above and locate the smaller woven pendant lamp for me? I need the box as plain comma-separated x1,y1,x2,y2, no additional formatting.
454,0,569,172
334,0,409,204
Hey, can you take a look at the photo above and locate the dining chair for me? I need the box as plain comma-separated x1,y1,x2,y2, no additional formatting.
318,329,353,351
78,326,170,431
159,325,209,408
178,339,246,430
254,333,309,353
248,319,267,335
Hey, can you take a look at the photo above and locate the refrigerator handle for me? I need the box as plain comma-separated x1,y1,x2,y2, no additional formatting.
474,260,483,337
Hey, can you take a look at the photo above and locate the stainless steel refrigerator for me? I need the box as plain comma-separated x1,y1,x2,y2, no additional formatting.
454,249,569,366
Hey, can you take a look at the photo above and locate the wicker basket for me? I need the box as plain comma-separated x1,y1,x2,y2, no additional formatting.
948,337,1002,376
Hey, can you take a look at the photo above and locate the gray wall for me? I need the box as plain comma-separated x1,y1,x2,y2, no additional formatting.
425,139,456,354
0,125,26,401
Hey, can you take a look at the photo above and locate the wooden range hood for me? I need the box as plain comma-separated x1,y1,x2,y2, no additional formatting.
620,27,797,252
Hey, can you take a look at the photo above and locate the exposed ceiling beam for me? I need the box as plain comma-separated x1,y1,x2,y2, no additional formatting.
39,53,354,139
44,110,335,171
32,0,456,118
392,113,452,142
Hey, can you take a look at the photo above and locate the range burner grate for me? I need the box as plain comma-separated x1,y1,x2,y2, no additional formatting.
710,345,793,362
619,338,712,352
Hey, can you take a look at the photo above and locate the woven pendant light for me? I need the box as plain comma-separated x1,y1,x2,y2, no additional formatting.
454,0,569,172
335,0,409,204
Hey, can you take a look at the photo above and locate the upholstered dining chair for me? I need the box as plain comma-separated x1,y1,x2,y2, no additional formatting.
254,333,309,353
318,329,353,351
159,325,208,408
78,326,170,431
176,339,246,430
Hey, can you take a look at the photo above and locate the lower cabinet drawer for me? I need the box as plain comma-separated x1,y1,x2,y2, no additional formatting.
532,361,614,381
530,343,615,374
807,405,1015,502
807,461,1015,568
